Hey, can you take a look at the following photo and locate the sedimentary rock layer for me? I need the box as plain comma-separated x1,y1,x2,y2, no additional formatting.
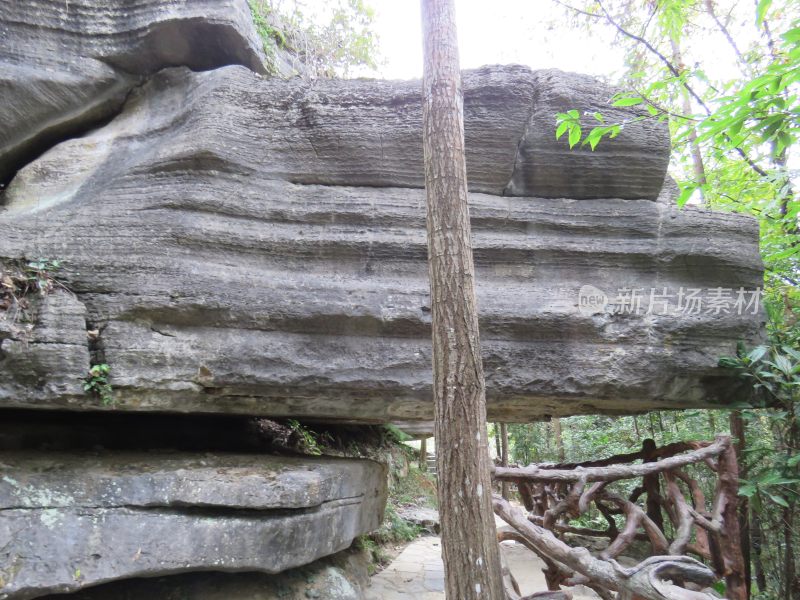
2,64,669,201
0,0,265,183
34,548,371,600
0,67,763,420
0,452,386,599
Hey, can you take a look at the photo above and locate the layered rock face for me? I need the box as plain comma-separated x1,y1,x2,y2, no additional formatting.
0,1,765,597
0,64,762,421
0,409,389,600
0,0,266,184
0,450,386,599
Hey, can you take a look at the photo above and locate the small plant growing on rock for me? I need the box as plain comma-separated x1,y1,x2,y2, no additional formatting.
84,363,113,405
24,259,65,296
1,258,69,324
287,419,323,455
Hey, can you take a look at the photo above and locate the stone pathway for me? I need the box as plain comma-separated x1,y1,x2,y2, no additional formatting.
365,536,446,599
365,535,598,599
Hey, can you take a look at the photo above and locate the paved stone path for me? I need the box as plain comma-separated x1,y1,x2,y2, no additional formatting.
365,535,598,599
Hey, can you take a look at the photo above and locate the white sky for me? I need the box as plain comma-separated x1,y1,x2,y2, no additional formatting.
366,0,626,80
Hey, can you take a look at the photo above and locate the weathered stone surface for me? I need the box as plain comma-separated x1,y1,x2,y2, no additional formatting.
0,291,89,401
0,63,763,422
37,547,371,600
1,64,669,201
0,0,266,183
397,506,440,533
505,69,671,199
0,452,386,599
0,185,763,420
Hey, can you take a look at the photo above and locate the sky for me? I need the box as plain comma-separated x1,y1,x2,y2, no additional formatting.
365,0,627,80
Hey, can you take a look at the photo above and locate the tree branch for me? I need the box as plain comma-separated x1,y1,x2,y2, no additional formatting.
493,437,729,483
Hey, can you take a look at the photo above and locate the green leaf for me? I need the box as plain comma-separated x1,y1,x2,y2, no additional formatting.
738,483,757,498
719,356,742,369
756,0,772,26
593,112,605,123
556,121,569,140
677,183,697,207
568,125,582,148
612,96,643,107
782,26,800,44
766,492,789,508
748,346,769,363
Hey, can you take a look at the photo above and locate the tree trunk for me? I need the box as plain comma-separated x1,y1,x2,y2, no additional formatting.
500,423,510,500
420,436,428,472
641,438,665,534
420,1,504,598
707,410,717,434
729,411,751,598
751,504,767,593
553,418,566,462
670,38,707,202
494,424,502,458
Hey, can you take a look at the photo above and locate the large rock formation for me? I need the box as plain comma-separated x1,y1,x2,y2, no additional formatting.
0,66,762,421
0,0,265,184
0,451,386,599
0,1,765,597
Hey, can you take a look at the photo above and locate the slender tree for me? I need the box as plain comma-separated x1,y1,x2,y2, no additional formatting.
500,423,510,499
420,0,504,597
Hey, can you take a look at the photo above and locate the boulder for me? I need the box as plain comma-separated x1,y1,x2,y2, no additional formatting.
0,451,387,599
397,507,440,533
0,0,266,183
0,65,763,422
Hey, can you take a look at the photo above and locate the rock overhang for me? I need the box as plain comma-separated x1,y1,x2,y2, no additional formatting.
0,24,764,424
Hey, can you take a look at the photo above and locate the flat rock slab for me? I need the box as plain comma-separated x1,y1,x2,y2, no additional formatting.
35,547,371,600
0,452,387,599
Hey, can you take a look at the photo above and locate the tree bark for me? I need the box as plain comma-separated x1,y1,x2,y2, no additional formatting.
750,504,767,593
420,0,504,598
633,415,641,441
553,418,566,462
670,37,707,203
642,438,665,534
729,411,751,598
500,422,510,500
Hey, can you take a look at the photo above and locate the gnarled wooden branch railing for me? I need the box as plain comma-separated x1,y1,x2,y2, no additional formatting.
491,435,745,600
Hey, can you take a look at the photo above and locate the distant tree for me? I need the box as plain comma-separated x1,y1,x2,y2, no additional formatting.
249,0,380,77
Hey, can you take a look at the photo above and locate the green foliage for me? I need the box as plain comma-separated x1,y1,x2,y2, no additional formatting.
553,1,799,293
248,0,380,77
1,258,69,324
353,535,390,573
286,418,323,455
372,502,422,544
383,424,412,443
23,258,63,296
719,320,800,512
84,363,113,406
390,465,438,509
